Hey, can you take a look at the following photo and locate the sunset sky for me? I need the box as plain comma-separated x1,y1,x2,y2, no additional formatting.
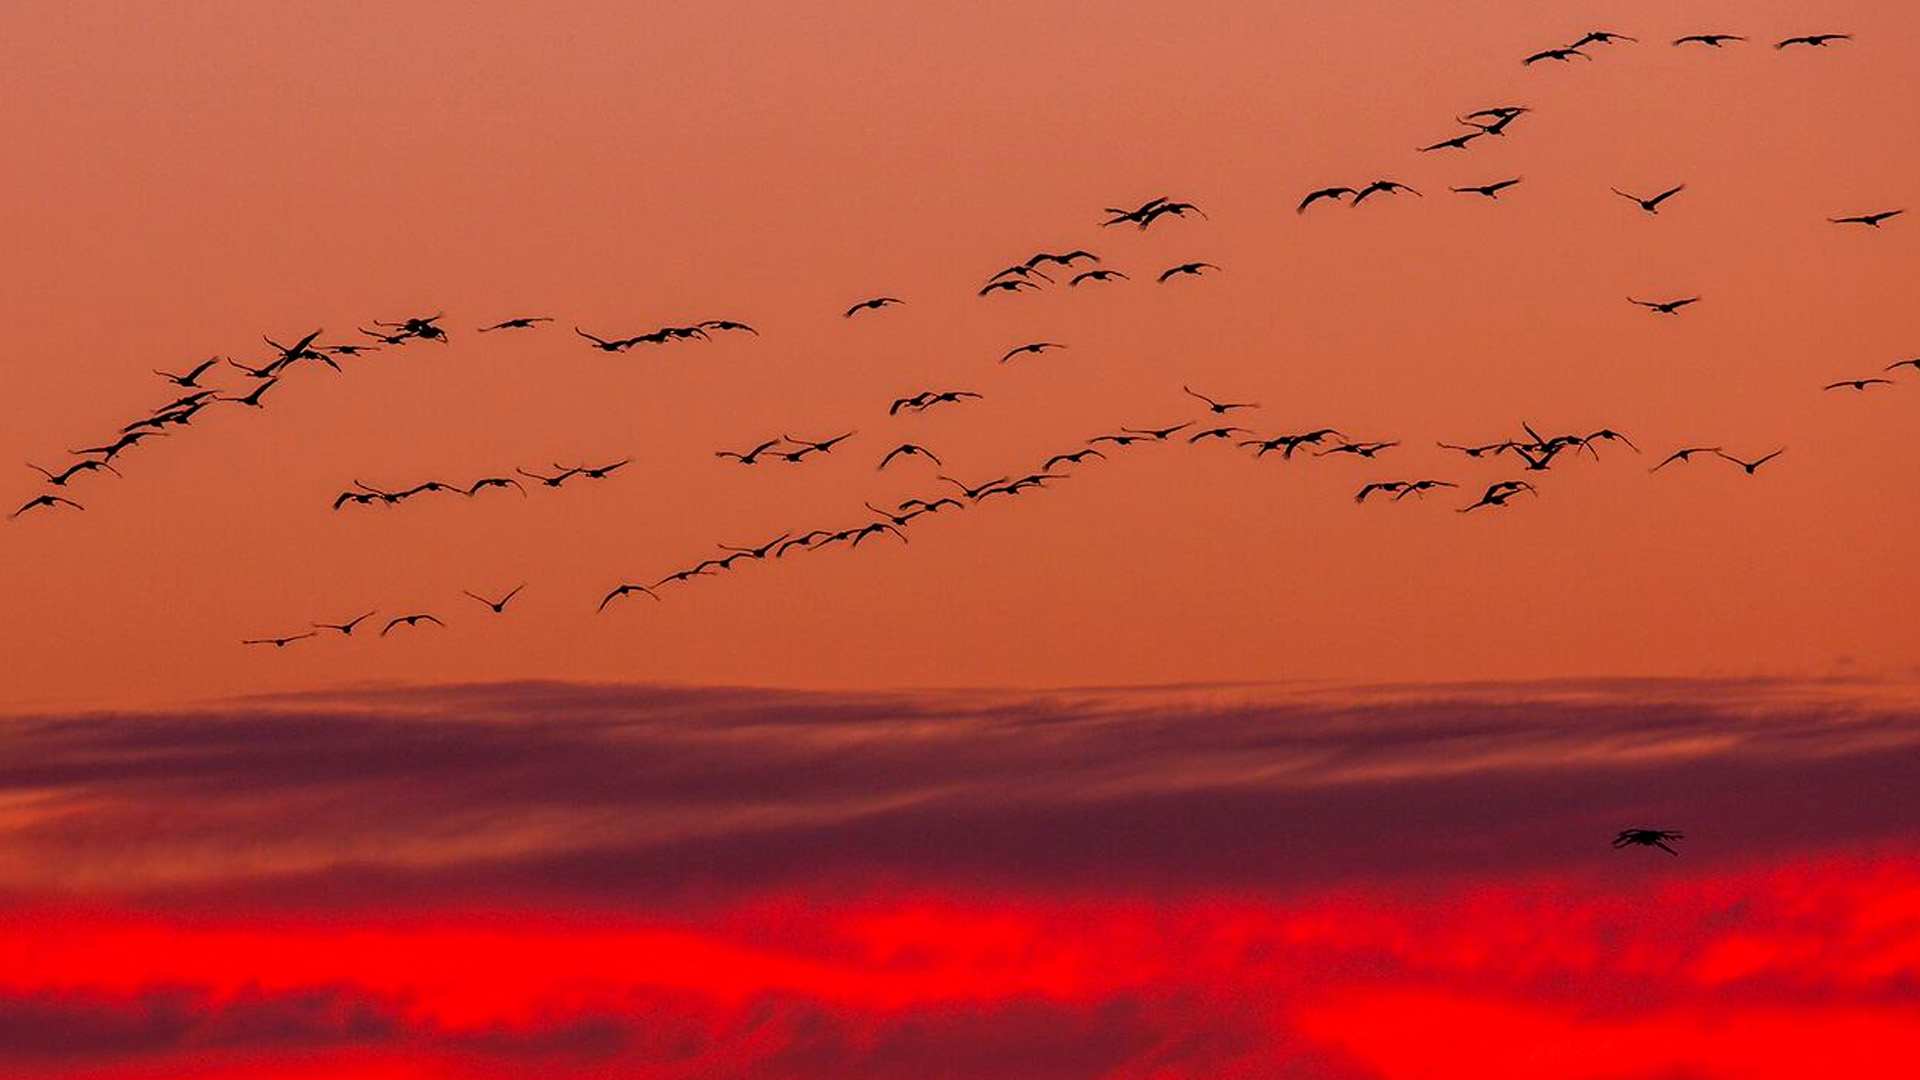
1,1,1916,1077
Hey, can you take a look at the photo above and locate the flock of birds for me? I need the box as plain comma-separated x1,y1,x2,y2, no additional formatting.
12,23,1912,857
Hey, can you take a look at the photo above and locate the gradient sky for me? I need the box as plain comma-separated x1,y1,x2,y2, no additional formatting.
2,2,1917,1076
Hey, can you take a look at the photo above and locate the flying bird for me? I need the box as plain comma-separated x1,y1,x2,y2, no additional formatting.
844,296,903,318
516,466,582,488
1716,448,1785,474
878,443,941,469
598,583,662,611
1774,34,1850,49
716,438,785,464
479,316,553,332
1025,250,1098,269
465,476,527,497
462,584,525,613
569,458,633,479
1613,828,1683,855
220,378,279,408
1570,31,1637,47
1069,269,1129,286
1041,449,1105,470
700,319,759,335
155,357,221,387
242,633,315,648
1650,446,1721,472
381,613,446,636
1884,358,1920,372
27,459,118,486
1613,184,1685,213
1458,481,1537,512
312,612,377,636
1829,210,1904,228
11,494,83,519
1418,131,1484,152
1354,482,1409,503
71,431,165,461
1673,33,1744,47
1157,262,1219,283
1452,178,1523,198
1183,386,1257,413
1629,296,1701,314
1523,46,1590,64
1352,180,1421,204
1297,186,1358,213
1000,342,1064,363
979,279,1041,297
1824,378,1894,391
1188,426,1251,443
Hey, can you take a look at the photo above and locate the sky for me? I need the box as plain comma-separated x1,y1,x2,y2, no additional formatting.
0,0,1916,1076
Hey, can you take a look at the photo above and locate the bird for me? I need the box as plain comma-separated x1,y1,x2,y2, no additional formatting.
1584,429,1641,454
478,316,553,332
331,490,381,510
241,632,315,648
312,612,377,636
913,391,982,412
569,458,633,479
1000,342,1064,363
1354,482,1409,503
27,459,119,486
1157,262,1219,283
1523,46,1590,64
1124,423,1193,442
1774,34,1850,49
70,431,165,461
879,444,941,469
1041,449,1105,470
1069,269,1128,286
263,330,327,366
1458,111,1524,136
155,357,221,387
1025,250,1098,269
1088,432,1153,448
1649,446,1721,472
1188,426,1250,443
1463,105,1529,120
1612,828,1683,855
574,328,632,352
653,567,715,588
1716,448,1785,474
322,343,380,357
979,279,1041,297
781,431,856,458
699,319,759,335
516,466,582,488
1138,201,1207,227
1452,178,1523,198
937,475,1009,500
381,613,446,636
359,326,414,346
717,534,792,560
1629,296,1701,314
987,265,1053,285
716,438,785,464
1100,196,1170,227
1829,210,1904,228
1418,131,1484,152
1317,441,1399,458
1182,386,1256,413
1613,184,1685,213
1297,186,1358,213
1458,481,1537,512
465,476,527,497
226,357,280,380
462,584,525,613
844,296,903,318
1673,33,1744,47
1352,180,1421,205
1824,378,1894,392
1570,30,1637,48
220,378,279,408
774,531,834,558
598,582,662,611
1394,479,1458,499
1884,358,1920,373
375,314,449,343
11,493,83,519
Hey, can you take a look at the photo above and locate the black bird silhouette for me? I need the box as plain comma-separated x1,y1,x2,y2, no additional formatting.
1041,449,1105,470
359,326,414,346
1824,378,1894,392
569,458,633,479
463,584,525,613
323,343,380,356
987,265,1053,285
27,459,119,486
71,431,165,461
1183,386,1257,413
574,328,632,352
774,531,834,558
1025,250,1098,269
1829,210,1904,228
979,279,1041,297
1188,426,1251,443
1101,196,1169,227
717,534,792,560
919,390,983,411
897,496,965,516
1437,440,1516,458
1584,429,1641,453
844,521,909,548
1352,180,1422,205
1523,47,1590,64
1297,187,1358,213
1458,480,1537,512
479,316,552,332
155,357,221,387
242,632,315,648
879,444,941,469
700,319,759,335
331,490,380,510
1452,178,1523,198
844,297,903,318
220,378,279,408
1717,448,1785,474
376,314,448,343
465,476,527,497
1614,184,1686,213
398,481,460,499
381,613,445,636
1674,33,1744,47
1613,828,1683,855
1000,342,1064,363
1354,481,1409,503
653,566,715,588
1089,432,1153,448
11,493,83,519
1650,446,1721,472
781,431,856,458
1459,110,1524,136
1139,201,1207,228
1570,31,1636,48
227,357,280,379
1394,479,1459,499
1069,269,1129,286
264,330,327,366
937,475,1009,500
1629,296,1701,314
1124,423,1192,441
1775,34,1850,49
1885,358,1920,372
1418,131,1484,152
1463,105,1529,120
1157,262,1219,283
716,438,785,464
1318,440,1399,458
516,466,582,488
313,612,377,635
598,582,662,611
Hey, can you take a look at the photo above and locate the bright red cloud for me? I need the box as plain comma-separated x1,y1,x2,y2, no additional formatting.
4,850,1917,1079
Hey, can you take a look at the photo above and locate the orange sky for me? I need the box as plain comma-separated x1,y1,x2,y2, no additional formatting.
2,0,1917,707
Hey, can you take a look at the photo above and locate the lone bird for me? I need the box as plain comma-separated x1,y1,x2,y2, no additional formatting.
1157,262,1220,283
242,633,315,648
1183,386,1257,413
1613,184,1685,213
1000,342,1064,363
1613,828,1683,855
844,296,903,318
1824,378,1894,392
1829,210,1904,228
1629,296,1701,314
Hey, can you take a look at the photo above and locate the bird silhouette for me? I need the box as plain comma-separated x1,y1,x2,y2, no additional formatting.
1452,178,1523,198
1829,210,1904,228
11,493,83,519
1352,180,1421,204
844,296,903,318
1124,423,1193,441
516,466,581,487
1025,250,1098,269
1613,184,1685,213
1297,186,1358,213
1188,426,1251,443
1182,386,1257,413
569,458,632,479
242,632,315,648
1394,479,1458,499
1824,378,1894,392
1570,31,1636,48
1069,269,1128,286
1775,34,1850,49
1041,448,1105,470
155,357,221,387
1674,33,1744,48
717,534,792,560
1613,828,1683,855
1000,342,1065,363
878,443,941,469
937,475,1009,500
780,431,856,459
700,319,759,335
220,378,279,408
465,476,528,497
1417,131,1484,152
598,582,662,611
987,265,1053,285
574,328,632,352
1884,358,1920,373
716,438,785,464
1354,481,1409,503
1157,262,1220,283
381,613,446,636
979,279,1041,297
313,612,377,635
463,584,525,613
1649,446,1721,472
71,431,165,461
1523,46,1590,64
479,316,552,332
27,459,119,486
1458,480,1537,511
1716,448,1785,474
1629,296,1701,314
